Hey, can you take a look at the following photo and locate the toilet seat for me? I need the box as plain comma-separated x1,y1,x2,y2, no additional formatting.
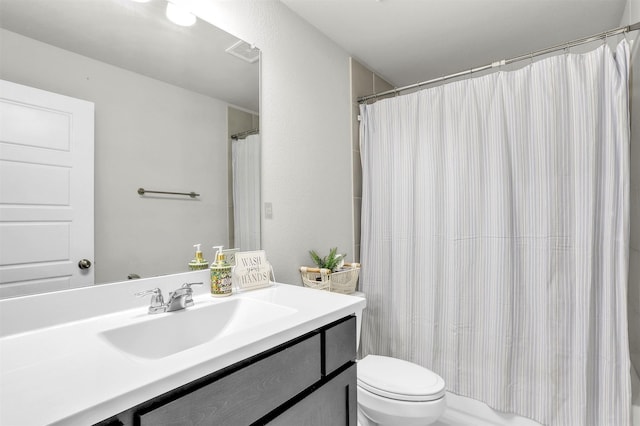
357,355,445,402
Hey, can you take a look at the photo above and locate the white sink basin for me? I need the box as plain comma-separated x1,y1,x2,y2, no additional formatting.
100,298,296,359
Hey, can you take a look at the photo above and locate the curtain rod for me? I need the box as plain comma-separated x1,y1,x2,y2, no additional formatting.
231,128,259,140
358,21,640,104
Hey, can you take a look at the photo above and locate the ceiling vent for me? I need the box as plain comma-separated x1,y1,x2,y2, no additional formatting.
225,40,259,64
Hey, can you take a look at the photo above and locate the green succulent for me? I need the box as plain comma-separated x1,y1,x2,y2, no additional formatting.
309,247,346,272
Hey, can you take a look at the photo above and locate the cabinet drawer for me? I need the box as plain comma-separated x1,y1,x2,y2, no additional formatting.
323,316,356,376
138,333,322,426
268,363,357,426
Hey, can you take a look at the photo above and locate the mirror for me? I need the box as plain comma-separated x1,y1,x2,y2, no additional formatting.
0,0,260,297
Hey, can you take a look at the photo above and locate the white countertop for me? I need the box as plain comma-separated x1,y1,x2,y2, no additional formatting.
0,277,365,425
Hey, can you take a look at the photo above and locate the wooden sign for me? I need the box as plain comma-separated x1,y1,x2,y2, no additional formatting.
233,250,272,291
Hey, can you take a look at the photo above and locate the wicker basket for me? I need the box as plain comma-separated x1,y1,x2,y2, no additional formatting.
300,262,360,294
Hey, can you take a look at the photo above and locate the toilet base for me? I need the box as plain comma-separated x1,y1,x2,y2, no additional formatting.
357,385,446,426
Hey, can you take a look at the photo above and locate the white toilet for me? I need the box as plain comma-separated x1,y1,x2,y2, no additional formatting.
353,292,446,426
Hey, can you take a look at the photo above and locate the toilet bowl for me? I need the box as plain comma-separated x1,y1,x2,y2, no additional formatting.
353,292,446,426
356,355,446,426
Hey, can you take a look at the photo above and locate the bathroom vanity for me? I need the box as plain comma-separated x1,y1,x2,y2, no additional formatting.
98,316,356,425
0,271,365,425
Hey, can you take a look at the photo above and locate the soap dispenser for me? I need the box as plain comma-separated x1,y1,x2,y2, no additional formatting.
188,244,209,270
210,246,232,297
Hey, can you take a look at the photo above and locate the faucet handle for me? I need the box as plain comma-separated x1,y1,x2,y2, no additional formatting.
182,282,203,290
135,287,163,299
181,282,203,307
135,288,166,313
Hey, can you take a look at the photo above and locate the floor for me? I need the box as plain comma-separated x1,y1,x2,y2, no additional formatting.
432,393,542,426
433,375,640,426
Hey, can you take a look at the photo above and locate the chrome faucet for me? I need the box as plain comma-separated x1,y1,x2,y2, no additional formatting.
135,282,203,314
166,282,202,311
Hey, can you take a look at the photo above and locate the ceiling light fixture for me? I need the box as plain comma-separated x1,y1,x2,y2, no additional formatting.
165,1,196,27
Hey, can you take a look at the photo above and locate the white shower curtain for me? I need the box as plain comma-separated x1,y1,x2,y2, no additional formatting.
232,134,261,251
359,41,631,426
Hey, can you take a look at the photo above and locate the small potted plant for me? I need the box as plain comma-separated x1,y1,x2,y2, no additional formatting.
309,247,346,272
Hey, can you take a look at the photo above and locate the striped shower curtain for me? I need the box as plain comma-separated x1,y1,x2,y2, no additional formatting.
232,134,261,251
359,40,631,425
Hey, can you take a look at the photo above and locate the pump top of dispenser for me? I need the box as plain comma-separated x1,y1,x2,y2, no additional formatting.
188,244,209,270
212,245,228,265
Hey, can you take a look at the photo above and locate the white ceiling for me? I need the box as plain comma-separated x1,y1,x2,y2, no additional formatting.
0,0,260,112
281,0,629,89
1,1,629,107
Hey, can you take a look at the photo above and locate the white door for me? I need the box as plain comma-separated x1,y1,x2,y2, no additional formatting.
0,80,94,298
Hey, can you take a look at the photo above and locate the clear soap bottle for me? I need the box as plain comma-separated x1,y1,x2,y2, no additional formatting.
210,246,232,297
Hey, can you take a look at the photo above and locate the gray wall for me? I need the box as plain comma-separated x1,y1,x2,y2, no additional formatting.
189,1,354,285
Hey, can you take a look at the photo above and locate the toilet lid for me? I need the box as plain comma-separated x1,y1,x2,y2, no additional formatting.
357,355,446,402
